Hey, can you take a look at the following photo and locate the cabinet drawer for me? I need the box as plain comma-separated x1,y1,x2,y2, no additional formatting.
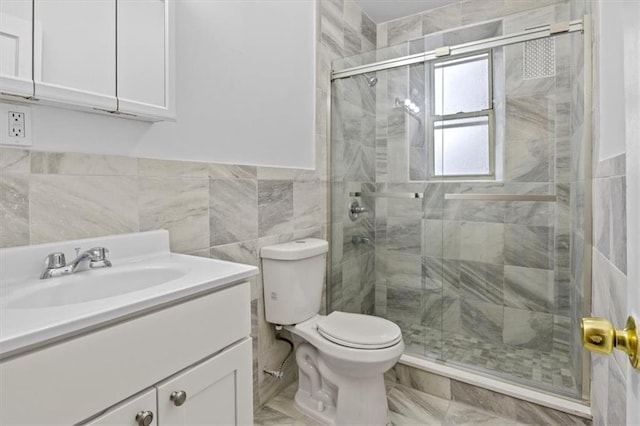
0,281,250,425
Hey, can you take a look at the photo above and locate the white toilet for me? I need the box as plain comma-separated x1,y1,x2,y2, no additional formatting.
261,238,404,425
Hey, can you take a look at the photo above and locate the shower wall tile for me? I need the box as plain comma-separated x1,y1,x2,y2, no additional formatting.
458,221,504,264
460,200,505,223
459,260,504,304
422,3,462,35
504,224,553,269
504,265,554,313
505,96,551,143
210,179,258,246
139,177,209,253
503,307,553,351
387,14,423,46
460,299,503,344
384,250,422,289
387,217,422,255
30,175,139,244
460,0,506,25
505,137,553,183
387,286,423,326
553,314,570,355
32,151,137,176
0,173,29,248
257,180,294,237
320,0,344,58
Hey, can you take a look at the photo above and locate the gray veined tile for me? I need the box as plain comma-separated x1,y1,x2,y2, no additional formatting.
138,177,209,254
515,400,592,425
504,224,553,269
30,175,139,244
503,265,554,313
387,14,423,46
0,173,29,248
0,148,29,173
422,3,462,35
458,221,504,265
208,163,256,180
210,178,258,246
450,380,517,420
137,158,207,177
394,364,452,400
460,299,504,344
388,384,449,425
505,96,551,142
444,400,517,426
31,151,138,176
459,261,504,305
503,307,554,352
293,181,327,231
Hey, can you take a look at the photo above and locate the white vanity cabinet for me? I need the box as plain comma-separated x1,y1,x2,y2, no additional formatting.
33,0,118,110
0,0,34,97
0,282,253,425
85,389,158,426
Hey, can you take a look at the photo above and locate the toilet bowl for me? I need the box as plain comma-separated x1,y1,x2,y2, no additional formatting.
260,239,404,425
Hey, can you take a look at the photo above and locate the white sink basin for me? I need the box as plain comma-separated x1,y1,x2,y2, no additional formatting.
0,230,259,357
6,264,190,309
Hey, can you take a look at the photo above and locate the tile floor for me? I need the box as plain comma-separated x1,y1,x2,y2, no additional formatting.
254,381,524,425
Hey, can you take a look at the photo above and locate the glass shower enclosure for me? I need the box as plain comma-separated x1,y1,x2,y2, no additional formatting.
328,16,590,400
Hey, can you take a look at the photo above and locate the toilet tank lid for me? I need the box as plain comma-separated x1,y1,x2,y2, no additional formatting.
260,238,328,260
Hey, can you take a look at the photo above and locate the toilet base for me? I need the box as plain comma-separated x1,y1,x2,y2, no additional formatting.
294,388,337,425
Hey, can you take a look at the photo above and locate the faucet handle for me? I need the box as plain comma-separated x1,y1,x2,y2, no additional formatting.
44,252,66,269
87,247,109,261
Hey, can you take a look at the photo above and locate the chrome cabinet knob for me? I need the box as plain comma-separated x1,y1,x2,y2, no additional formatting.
170,390,187,406
135,410,154,426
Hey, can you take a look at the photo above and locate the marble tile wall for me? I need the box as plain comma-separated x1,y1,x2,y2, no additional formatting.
0,147,327,410
590,149,627,426
326,0,378,317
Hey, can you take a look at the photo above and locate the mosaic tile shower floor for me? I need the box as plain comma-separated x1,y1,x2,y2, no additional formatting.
396,321,578,396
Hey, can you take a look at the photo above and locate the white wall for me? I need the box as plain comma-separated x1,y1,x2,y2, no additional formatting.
597,1,626,160
16,0,316,169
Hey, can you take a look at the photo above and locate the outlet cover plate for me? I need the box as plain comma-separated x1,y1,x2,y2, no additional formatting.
1,103,32,147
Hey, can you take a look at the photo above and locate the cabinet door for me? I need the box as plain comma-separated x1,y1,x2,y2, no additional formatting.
117,0,174,119
0,0,33,97
83,388,157,426
156,338,253,426
33,0,117,110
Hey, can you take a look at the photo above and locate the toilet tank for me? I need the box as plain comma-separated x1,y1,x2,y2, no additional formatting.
260,238,328,325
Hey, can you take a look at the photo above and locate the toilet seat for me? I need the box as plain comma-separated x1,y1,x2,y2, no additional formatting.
316,311,402,349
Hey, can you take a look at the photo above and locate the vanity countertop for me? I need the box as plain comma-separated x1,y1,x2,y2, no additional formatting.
0,230,258,358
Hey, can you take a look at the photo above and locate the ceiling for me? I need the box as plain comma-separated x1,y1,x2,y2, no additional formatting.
353,0,460,23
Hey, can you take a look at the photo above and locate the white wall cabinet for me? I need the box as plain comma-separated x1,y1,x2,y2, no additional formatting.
0,0,173,120
117,0,174,119
0,0,34,97
34,0,117,110
0,282,252,425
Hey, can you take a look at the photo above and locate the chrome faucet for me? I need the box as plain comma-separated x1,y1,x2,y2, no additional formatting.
40,247,112,279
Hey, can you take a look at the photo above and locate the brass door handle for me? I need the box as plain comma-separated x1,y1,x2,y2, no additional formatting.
581,316,639,370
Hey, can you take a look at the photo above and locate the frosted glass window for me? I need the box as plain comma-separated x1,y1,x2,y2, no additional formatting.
434,117,490,175
434,53,489,116
429,50,494,178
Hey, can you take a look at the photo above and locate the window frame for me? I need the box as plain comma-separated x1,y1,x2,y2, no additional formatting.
427,50,495,180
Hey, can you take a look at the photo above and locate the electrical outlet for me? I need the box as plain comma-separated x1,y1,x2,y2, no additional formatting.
0,103,32,147
9,111,25,137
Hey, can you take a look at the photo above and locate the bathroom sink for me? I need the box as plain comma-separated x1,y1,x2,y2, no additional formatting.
5,264,189,309
0,230,259,357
